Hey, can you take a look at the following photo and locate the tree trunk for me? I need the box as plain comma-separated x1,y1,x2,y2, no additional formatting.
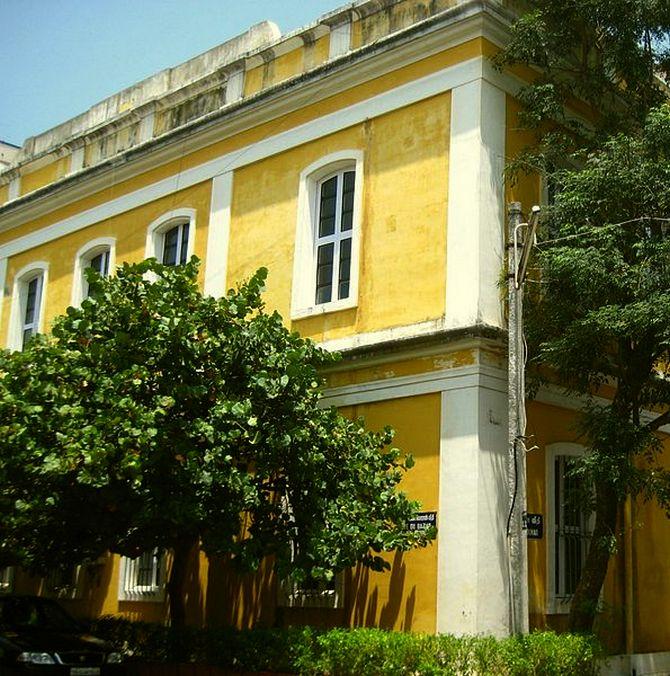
167,535,197,628
568,481,619,633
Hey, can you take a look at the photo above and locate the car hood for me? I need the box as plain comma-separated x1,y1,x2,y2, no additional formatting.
0,628,111,654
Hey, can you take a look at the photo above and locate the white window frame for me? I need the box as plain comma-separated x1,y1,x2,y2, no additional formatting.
0,567,14,594
145,208,197,265
43,565,82,600
546,442,595,615
7,261,49,351
71,237,116,307
118,549,165,602
291,150,363,320
278,572,344,609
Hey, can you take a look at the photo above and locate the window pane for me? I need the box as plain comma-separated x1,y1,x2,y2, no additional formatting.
162,226,180,265
22,328,34,350
315,243,334,304
338,237,352,299
179,222,190,265
341,171,355,232
90,250,109,276
318,176,337,237
24,277,38,324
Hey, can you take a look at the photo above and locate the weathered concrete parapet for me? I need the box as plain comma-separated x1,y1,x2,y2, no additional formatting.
12,20,280,167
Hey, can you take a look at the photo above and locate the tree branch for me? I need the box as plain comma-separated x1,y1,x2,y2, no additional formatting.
648,409,670,431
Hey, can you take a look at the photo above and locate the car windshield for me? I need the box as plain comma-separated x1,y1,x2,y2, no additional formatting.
0,597,82,632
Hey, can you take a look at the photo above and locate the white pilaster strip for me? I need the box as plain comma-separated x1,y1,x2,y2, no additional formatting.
138,111,155,143
445,78,505,329
437,376,510,637
204,172,233,298
8,177,20,201
226,71,245,104
69,147,85,175
0,256,7,332
329,21,352,59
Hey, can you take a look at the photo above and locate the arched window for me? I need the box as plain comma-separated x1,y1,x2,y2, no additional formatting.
145,208,196,266
71,237,116,306
8,262,49,351
291,151,363,319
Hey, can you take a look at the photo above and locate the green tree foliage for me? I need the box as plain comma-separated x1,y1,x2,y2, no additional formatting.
498,1,670,633
495,0,670,165
0,259,433,625
524,105,670,632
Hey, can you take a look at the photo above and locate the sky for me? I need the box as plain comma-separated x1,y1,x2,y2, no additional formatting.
0,0,342,147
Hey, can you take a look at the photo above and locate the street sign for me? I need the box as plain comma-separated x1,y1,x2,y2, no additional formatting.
524,513,543,539
408,511,436,532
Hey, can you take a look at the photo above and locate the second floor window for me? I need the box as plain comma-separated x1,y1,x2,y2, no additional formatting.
162,222,190,266
315,170,355,305
22,274,43,349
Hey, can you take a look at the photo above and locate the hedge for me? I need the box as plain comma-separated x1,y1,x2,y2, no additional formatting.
90,617,602,675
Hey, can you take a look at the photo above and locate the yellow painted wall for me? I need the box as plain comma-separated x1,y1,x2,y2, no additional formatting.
525,400,625,651
0,183,8,206
631,435,670,653
0,182,212,345
341,394,440,632
228,92,449,342
20,156,69,196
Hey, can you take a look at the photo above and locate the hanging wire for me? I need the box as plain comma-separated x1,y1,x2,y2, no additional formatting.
536,216,670,248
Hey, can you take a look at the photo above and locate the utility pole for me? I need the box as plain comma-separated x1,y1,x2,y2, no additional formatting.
506,201,539,635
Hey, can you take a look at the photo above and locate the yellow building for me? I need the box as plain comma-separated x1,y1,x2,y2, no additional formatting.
1,0,669,669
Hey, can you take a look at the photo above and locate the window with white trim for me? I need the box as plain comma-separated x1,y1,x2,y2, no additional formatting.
8,262,49,351
118,549,165,602
546,443,594,614
291,151,363,319
44,565,81,600
71,238,116,307
278,573,344,609
145,209,196,267
0,567,14,594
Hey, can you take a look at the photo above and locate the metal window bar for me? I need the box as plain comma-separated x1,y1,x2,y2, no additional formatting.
555,455,592,599
124,550,161,596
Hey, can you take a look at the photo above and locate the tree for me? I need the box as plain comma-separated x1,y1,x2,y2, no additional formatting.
497,1,670,633
0,259,434,626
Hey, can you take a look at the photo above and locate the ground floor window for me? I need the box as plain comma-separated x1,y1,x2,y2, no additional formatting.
547,443,593,613
118,549,165,601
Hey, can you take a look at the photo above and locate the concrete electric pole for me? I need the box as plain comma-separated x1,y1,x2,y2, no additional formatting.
506,201,540,635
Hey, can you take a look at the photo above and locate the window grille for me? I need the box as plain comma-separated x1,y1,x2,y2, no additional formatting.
554,455,592,600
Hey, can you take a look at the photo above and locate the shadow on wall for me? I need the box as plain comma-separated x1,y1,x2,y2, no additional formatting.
347,550,416,631
205,554,276,629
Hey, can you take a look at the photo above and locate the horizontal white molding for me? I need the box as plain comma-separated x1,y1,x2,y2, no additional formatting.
0,56,487,260
318,317,449,353
535,386,670,435
321,362,507,407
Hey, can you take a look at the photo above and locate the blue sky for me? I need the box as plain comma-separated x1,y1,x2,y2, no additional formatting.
0,0,341,147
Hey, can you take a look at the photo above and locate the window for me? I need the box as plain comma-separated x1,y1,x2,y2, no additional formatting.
44,565,81,600
118,549,165,602
145,209,196,266
162,222,189,266
291,151,363,319
546,443,594,614
71,238,116,307
7,262,48,351
278,573,344,609
0,567,14,594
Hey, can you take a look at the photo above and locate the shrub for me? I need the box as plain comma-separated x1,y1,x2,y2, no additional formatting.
90,617,602,675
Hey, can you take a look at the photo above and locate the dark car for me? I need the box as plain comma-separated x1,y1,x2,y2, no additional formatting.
0,595,124,675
